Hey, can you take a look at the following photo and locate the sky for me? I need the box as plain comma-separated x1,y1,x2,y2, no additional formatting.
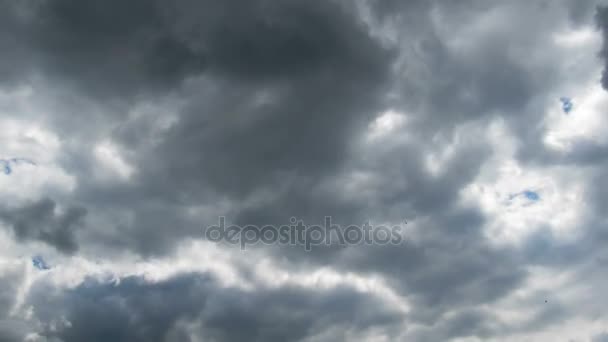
1,0,608,341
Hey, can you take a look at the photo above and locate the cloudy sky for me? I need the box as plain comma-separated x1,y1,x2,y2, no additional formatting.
1,0,608,341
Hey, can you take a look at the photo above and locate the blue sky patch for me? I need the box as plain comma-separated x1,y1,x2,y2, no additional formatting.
523,190,540,201
559,97,573,114
0,158,36,175
32,255,51,270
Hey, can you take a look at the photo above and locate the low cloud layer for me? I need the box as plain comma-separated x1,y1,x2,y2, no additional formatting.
1,0,608,341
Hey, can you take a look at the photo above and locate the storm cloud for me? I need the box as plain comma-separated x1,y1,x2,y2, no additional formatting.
0,198,86,254
598,5,608,89
0,0,608,341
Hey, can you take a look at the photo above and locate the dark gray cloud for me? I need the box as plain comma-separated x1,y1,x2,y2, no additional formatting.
31,0,396,256
0,0,204,98
599,5,608,90
132,0,393,195
1,0,390,100
0,198,86,254
27,273,402,342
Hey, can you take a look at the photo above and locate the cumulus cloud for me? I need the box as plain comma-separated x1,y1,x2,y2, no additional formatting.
24,273,401,342
0,0,608,341
0,198,86,254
